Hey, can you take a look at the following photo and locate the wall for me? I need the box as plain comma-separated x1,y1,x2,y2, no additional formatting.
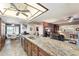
20,24,27,34
25,23,43,36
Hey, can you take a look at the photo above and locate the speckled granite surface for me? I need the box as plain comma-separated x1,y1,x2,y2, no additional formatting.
22,35,79,56
0,39,27,56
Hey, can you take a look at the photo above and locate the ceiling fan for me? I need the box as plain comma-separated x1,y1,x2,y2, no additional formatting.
10,3,30,16
65,16,74,22
65,15,79,22
66,16,73,20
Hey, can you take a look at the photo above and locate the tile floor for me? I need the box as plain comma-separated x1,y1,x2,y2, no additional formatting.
0,39,27,56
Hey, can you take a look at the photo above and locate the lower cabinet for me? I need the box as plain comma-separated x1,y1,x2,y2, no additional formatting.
0,39,2,50
24,39,28,53
38,48,50,56
31,43,39,56
27,41,32,56
22,39,32,56
21,37,24,48
0,37,5,51
21,38,50,56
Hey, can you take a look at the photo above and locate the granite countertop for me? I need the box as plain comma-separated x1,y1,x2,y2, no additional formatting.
22,35,79,56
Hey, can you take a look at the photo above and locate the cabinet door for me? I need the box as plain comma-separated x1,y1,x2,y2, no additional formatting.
0,39,5,51
21,38,24,47
21,38,25,50
0,40,1,50
24,39,28,53
32,43,39,56
38,48,50,56
27,41,32,56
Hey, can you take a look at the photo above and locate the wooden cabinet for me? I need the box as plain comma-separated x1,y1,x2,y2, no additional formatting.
0,18,5,51
21,37,24,48
21,37,28,52
31,43,39,56
21,38,32,56
0,18,1,36
0,37,2,50
24,39,28,53
0,37,5,51
27,41,32,56
38,48,50,56
21,37,50,56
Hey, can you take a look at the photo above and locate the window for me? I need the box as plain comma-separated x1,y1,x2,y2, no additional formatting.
7,25,20,35
7,26,14,35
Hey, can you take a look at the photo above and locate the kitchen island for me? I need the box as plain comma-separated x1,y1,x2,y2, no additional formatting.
21,35,79,56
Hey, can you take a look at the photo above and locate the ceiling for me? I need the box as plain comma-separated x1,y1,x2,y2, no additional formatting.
33,3,79,24
0,3,48,24
1,3,79,25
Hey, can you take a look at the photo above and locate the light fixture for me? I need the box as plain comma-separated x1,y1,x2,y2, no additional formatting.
68,17,73,22
0,3,48,21
11,24,15,26
65,16,73,22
